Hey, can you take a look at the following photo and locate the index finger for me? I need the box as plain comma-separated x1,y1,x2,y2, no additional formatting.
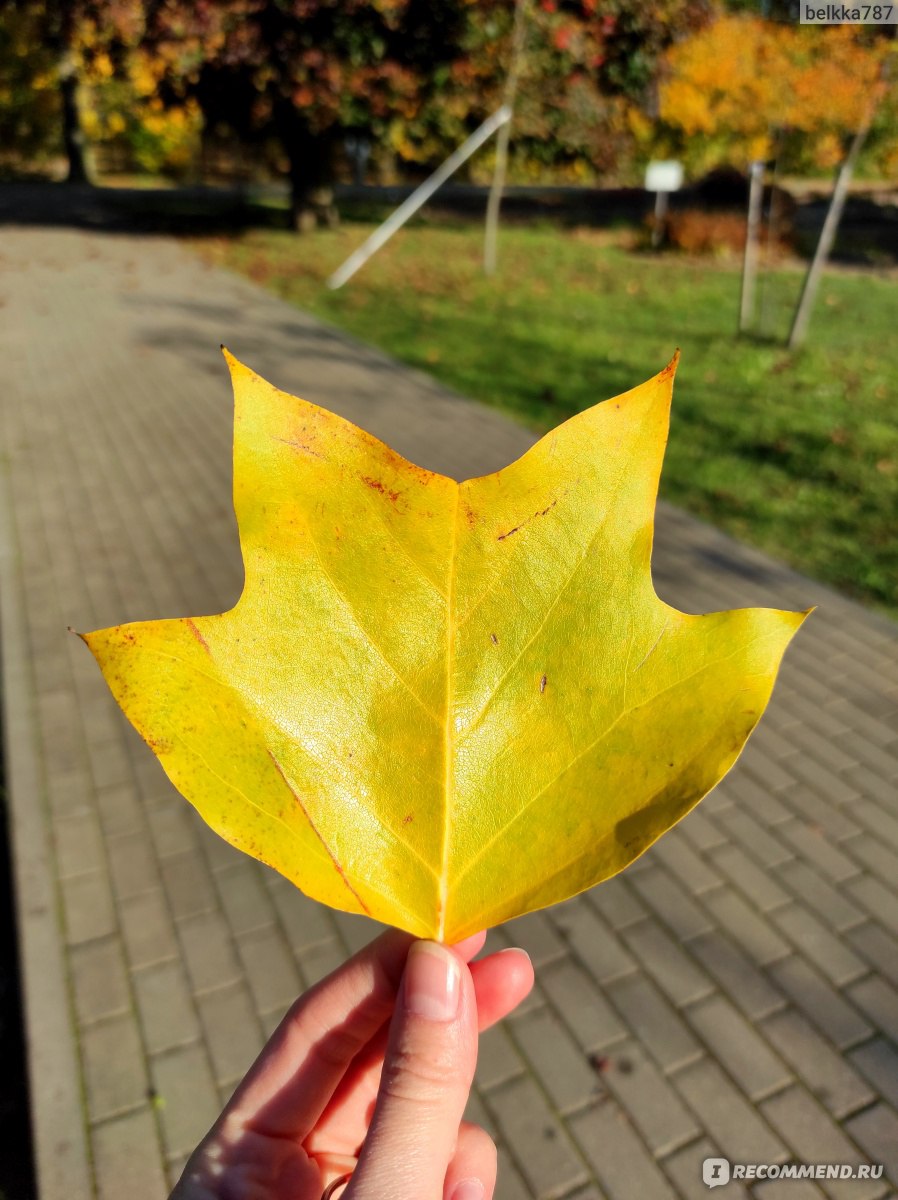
221,927,487,1142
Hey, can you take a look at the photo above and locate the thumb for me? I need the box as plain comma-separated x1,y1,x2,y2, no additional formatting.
346,939,479,1200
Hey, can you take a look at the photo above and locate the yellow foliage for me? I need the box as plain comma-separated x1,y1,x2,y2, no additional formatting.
90,53,114,81
142,114,167,137
387,121,420,161
131,55,162,99
659,10,890,173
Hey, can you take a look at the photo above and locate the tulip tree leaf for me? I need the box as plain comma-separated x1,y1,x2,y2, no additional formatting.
83,350,807,942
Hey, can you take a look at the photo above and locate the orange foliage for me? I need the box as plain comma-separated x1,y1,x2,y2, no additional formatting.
665,209,747,256
656,11,893,174
658,208,793,258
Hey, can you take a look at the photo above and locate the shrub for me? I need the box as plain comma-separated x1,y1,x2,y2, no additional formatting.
641,207,795,258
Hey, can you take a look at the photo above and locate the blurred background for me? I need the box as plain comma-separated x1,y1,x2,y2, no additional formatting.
1,0,896,615
1,3,897,1198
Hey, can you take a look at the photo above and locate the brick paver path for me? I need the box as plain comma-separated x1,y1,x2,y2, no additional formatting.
1,225,897,1200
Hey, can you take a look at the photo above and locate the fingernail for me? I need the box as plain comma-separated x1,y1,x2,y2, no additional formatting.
497,946,532,963
404,941,461,1021
451,1180,484,1200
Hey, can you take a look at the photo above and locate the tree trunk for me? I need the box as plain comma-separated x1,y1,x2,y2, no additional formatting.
279,111,338,232
50,1,90,185
59,52,89,184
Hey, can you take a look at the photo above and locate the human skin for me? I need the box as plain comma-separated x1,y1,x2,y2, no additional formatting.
171,927,534,1200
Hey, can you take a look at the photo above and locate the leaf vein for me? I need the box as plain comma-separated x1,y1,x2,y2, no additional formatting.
438,487,461,941
301,517,441,724
456,413,648,742
170,730,427,929
452,628,778,889
144,647,441,882
355,484,448,603
469,722,727,928
458,508,615,742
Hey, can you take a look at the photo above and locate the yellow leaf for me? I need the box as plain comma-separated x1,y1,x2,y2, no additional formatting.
82,352,807,942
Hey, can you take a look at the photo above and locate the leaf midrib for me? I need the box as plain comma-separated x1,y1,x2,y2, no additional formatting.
438,485,462,941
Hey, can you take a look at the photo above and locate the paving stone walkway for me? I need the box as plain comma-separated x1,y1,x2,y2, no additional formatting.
1,223,897,1200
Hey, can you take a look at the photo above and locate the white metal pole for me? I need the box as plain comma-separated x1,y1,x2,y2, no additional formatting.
651,190,668,248
739,160,765,334
327,105,512,290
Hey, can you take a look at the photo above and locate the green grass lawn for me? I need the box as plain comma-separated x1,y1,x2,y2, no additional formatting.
193,218,898,619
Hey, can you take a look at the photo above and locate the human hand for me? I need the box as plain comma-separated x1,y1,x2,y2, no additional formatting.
171,928,534,1200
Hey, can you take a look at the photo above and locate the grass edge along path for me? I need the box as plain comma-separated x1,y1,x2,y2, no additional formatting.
191,221,898,622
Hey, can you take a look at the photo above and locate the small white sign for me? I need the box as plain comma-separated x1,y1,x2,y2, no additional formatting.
645,160,684,193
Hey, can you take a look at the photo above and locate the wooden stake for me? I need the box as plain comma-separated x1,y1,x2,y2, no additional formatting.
484,0,530,276
787,61,887,351
739,160,765,334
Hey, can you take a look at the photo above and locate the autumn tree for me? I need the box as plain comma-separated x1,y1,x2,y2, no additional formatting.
0,0,144,181
138,0,471,228
401,0,711,185
0,5,61,174
653,11,896,176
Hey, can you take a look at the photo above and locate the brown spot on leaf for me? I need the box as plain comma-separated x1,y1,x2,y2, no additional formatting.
497,523,522,542
145,734,173,754
379,445,435,485
273,436,325,459
490,633,499,645
403,813,414,824
659,350,680,381
361,475,400,503
540,674,547,693
185,619,210,654
497,499,558,541
267,749,371,916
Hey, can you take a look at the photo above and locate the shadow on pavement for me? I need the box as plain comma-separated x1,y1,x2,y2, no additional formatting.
0,181,285,237
2,180,896,267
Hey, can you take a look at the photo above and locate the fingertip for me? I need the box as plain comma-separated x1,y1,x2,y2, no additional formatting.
450,930,487,962
496,947,534,992
443,1122,497,1200
492,950,533,1008
467,946,534,1030
350,942,479,1199
404,941,463,1023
